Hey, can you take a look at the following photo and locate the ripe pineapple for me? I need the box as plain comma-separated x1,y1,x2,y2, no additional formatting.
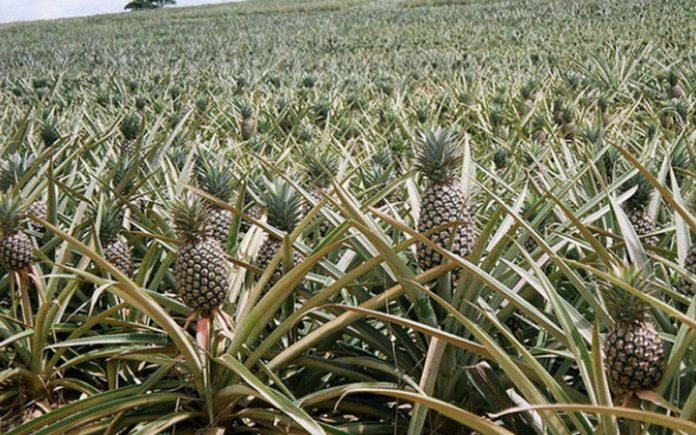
620,175,658,248
603,266,664,394
173,197,230,316
415,128,475,277
239,103,257,141
119,113,140,155
97,202,133,278
0,195,33,272
198,161,235,245
256,180,303,289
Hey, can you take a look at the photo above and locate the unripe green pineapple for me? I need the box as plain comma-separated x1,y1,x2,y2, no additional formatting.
119,113,140,155
603,266,664,394
197,161,235,245
620,175,658,248
415,128,475,277
0,195,33,272
256,180,303,289
173,198,230,316
97,202,133,278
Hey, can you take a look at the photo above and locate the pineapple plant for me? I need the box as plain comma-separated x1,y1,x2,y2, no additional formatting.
620,174,658,248
256,180,303,289
0,195,33,272
96,202,133,278
172,197,230,316
415,128,476,277
198,161,235,245
119,113,140,155
603,266,664,394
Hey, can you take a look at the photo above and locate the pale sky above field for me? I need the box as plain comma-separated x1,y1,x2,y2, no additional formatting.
0,0,242,24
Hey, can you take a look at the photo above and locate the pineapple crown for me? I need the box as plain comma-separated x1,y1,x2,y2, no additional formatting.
671,148,689,182
120,113,140,140
532,115,545,130
0,194,26,235
493,148,509,170
667,71,679,87
238,102,254,120
96,201,124,244
373,148,393,170
0,153,33,193
361,165,388,190
41,121,60,147
198,161,235,203
602,264,653,322
305,150,338,188
171,196,209,242
620,174,652,211
110,157,140,198
414,127,461,185
264,179,302,232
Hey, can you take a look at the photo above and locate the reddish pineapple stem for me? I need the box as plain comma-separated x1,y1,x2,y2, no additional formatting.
15,269,33,327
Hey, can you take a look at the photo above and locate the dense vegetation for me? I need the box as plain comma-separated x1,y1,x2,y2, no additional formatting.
1,0,695,433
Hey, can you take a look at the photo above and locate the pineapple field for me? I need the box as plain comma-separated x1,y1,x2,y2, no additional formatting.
2,0,696,432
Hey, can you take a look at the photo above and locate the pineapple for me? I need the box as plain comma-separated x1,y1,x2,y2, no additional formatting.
0,153,47,231
173,197,230,316
415,128,476,277
97,202,133,278
198,161,235,245
119,113,140,155
239,103,257,141
667,71,684,99
620,175,658,248
0,195,33,272
256,180,303,289
603,266,664,394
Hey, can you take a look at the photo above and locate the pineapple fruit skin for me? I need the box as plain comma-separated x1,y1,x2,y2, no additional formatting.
240,205,261,233
416,183,475,274
206,207,232,245
627,208,658,248
175,238,230,315
256,238,302,290
677,244,696,296
0,231,33,271
104,238,134,278
604,320,664,393
120,138,136,155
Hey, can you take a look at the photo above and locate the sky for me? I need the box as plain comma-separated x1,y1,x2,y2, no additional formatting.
0,0,241,24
